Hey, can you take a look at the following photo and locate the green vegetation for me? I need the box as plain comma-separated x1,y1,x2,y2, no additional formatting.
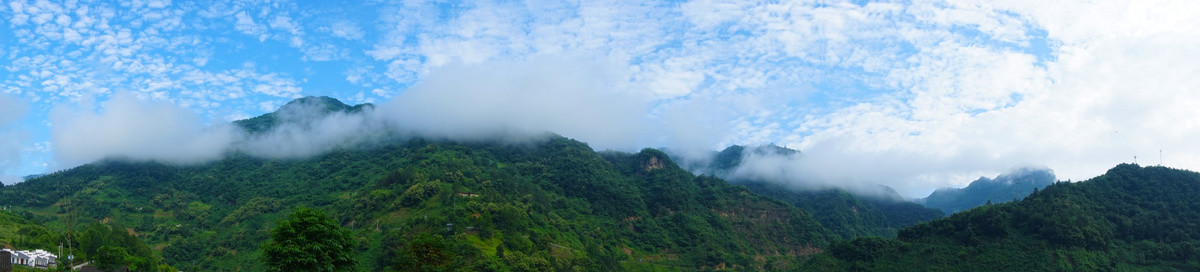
0,209,60,251
805,164,1200,271
75,221,170,271
262,207,357,272
0,97,834,271
743,183,943,239
5,97,1197,271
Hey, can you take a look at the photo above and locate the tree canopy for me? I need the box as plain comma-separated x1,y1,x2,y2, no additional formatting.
262,207,357,272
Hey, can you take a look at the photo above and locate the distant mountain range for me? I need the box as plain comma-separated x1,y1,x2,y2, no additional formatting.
921,167,1056,214
806,164,1200,271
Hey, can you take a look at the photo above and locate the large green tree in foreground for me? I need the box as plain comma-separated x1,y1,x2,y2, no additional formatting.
262,207,357,272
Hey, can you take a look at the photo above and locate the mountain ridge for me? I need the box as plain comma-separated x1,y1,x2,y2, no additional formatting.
806,164,1200,271
921,167,1055,214
1,96,835,271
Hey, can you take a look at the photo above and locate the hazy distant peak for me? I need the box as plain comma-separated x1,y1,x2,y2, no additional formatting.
922,166,1056,214
234,96,375,134
709,144,801,172
280,96,351,112
994,166,1055,184
277,96,376,114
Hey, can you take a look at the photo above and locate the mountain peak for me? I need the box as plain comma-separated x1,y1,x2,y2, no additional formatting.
279,96,352,113
234,96,374,134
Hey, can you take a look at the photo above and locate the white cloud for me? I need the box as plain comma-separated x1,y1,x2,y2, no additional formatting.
0,94,29,181
49,91,239,166
0,94,28,125
6,0,1200,199
235,11,268,41
760,0,1200,197
324,20,363,40
239,100,387,159
377,56,652,150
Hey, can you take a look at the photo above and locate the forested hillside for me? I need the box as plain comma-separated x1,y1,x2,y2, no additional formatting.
743,183,943,239
805,164,1200,271
0,97,833,271
0,209,59,251
680,145,943,239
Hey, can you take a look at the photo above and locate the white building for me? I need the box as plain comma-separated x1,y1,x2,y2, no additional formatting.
2,248,57,267
3,249,29,266
26,249,57,267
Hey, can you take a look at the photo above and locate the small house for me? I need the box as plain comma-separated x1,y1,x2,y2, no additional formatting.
4,249,29,266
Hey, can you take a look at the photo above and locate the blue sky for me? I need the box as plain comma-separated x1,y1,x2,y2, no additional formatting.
2,0,1199,198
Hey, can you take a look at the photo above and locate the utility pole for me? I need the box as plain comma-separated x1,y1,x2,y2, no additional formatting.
1160,150,1163,166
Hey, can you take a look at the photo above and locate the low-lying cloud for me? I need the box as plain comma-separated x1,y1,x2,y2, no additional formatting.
238,101,390,159
50,92,239,166
0,94,29,185
378,57,652,150
48,57,667,169
717,143,1046,199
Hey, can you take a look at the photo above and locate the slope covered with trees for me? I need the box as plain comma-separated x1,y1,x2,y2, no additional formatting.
743,183,943,239
0,97,833,271
805,164,1200,271
0,209,60,251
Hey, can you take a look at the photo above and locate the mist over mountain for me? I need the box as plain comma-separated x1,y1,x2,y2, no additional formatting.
671,144,944,239
44,58,670,172
4,98,837,271
680,144,905,200
921,167,1056,214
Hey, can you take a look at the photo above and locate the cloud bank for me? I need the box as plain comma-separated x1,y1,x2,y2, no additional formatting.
378,57,652,150
12,0,1200,197
0,94,29,184
48,57,659,167
50,92,240,166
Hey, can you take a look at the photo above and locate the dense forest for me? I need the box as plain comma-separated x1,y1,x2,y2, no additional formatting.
742,183,943,239
0,97,834,271
0,209,60,252
806,164,1200,271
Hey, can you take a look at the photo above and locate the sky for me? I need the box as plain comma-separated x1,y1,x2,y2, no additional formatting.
2,0,1199,198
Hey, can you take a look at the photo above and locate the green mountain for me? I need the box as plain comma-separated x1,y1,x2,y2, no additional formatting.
0,97,833,271
922,167,1055,214
743,183,943,240
679,145,943,239
805,164,1200,271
